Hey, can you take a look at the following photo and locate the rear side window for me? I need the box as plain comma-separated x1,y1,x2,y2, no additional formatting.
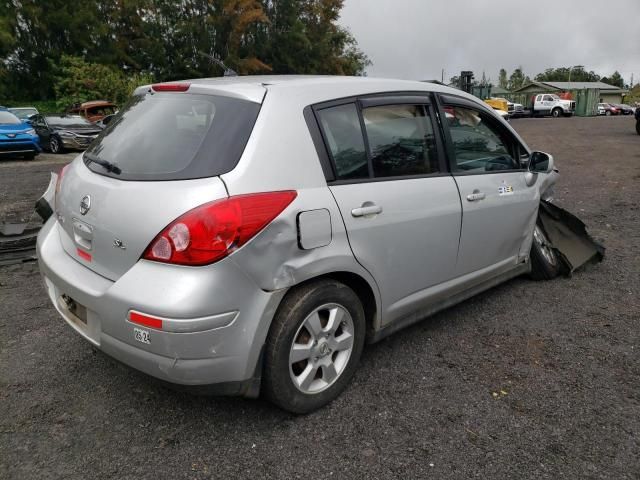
84,92,260,181
362,104,439,177
316,104,369,180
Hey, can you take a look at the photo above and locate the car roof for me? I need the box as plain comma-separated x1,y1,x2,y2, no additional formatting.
136,75,478,106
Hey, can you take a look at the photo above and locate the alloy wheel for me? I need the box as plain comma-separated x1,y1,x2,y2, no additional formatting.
289,303,355,394
533,224,557,266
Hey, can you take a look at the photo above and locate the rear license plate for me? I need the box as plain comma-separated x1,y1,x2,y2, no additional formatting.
134,328,151,344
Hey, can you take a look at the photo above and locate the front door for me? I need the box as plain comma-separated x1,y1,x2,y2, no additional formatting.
315,98,462,324
439,100,540,278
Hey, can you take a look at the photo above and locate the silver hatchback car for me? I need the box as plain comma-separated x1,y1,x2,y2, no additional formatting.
38,76,559,413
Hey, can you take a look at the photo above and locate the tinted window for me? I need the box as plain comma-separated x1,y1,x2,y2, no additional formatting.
84,92,260,181
317,103,369,180
362,104,439,177
0,111,21,125
444,105,519,173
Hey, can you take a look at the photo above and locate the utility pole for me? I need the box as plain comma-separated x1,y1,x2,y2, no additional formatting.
441,69,444,83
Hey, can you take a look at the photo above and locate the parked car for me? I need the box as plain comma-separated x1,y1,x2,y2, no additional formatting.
0,108,41,160
37,76,559,413
32,114,103,153
614,104,634,115
68,100,118,123
597,103,620,116
531,94,575,117
487,97,525,117
7,106,39,121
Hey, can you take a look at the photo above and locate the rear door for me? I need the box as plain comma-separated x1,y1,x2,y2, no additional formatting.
314,96,462,323
438,95,539,278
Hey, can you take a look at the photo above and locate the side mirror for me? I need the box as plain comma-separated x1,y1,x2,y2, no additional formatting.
528,151,554,174
25,119,33,125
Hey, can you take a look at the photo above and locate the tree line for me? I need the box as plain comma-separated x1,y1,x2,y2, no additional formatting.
496,66,628,91
0,0,370,103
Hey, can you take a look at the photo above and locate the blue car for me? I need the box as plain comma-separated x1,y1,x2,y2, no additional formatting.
0,108,41,160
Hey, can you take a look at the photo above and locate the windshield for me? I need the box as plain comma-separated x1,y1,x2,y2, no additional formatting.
46,116,95,128
83,92,261,181
9,108,38,120
0,111,22,125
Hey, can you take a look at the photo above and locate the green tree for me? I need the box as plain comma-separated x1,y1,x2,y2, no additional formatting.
602,71,624,88
52,55,153,108
508,66,529,91
498,68,508,89
535,66,600,82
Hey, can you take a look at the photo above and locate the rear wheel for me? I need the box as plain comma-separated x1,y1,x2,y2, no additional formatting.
530,222,560,280
263,279,365,414
551,108,563,118
50,136,64,154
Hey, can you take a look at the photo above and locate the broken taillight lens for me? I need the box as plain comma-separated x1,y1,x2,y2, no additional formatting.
142,191,297,266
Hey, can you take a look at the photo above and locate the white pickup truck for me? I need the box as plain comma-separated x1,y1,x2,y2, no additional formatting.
532,94,575,118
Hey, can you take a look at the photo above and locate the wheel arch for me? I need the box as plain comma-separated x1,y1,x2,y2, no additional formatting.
273,270,381,342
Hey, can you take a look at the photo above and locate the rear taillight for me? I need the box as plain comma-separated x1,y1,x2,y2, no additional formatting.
143,191,297,266
54,164,69,212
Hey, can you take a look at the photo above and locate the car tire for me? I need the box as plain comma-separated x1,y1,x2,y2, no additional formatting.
530,222,560,281
50,136,64,154
551,108,562,118
263,279,366,414
605,110,611,116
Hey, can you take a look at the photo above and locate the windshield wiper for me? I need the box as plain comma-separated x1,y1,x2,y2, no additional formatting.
84,152,121,175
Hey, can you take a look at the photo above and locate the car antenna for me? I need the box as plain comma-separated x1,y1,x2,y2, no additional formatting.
197,51,238,77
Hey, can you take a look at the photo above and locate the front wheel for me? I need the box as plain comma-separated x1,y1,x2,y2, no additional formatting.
551,108,563,118
50,136,64,154
263,279,366,414
530,222,560,280
605,110,612,116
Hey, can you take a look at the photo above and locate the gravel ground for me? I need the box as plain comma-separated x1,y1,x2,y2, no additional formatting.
1,117,639,479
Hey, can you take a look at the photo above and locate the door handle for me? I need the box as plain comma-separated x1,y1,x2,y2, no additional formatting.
351,203,382,217
466,190,486,202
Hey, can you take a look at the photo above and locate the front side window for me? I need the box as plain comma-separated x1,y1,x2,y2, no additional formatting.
317,103,369,180
362,104,439,178
543,95,554,102
444,105,519,173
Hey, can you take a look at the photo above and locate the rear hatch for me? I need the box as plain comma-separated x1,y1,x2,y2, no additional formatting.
55,86,262,281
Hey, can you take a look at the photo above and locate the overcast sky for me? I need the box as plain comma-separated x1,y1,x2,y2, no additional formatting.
338,0,640,85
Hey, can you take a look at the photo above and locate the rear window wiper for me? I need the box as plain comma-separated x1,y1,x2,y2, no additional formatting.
84,152,122,175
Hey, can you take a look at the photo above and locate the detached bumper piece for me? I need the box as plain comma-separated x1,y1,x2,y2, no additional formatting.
538,200,605,276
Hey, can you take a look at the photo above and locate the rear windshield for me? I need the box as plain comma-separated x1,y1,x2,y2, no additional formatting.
84,92,261,181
